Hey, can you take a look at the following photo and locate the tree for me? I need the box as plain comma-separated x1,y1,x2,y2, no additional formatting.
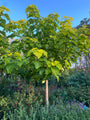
76,17,90,29
0,6,10,77
1,5,89,110
76,17,90,70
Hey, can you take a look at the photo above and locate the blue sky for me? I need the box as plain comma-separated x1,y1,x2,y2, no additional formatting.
0,0,90,27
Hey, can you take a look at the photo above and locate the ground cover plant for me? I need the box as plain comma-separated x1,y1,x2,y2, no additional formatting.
0,4,90,120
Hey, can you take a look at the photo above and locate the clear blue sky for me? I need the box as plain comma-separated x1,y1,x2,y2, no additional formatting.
0,0,90,27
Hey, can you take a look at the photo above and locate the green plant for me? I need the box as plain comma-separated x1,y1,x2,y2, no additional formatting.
2,98,90,120
0,84,44,119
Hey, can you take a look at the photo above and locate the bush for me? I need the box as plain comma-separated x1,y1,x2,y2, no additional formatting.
0,83,43,119
2,98,90,120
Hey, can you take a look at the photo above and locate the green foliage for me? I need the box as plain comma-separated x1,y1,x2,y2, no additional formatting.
0,6,10,74
0,4,89,83
1,98,90,120
0,69,90,119
76,17,90,29
0,80,43,119
67,69,90,87
53,69,90,105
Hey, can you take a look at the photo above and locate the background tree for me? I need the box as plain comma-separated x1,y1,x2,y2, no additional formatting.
76,16,90,70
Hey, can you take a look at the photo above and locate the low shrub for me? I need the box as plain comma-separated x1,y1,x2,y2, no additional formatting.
2,98,90,120
0,84,43,119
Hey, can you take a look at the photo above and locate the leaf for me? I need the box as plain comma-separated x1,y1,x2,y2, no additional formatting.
63,16,67,19
51,67,60,76
45,68,51,75
27,48,47,59
51,67,60,82
27,48,37,56
7,34,16,38
42,50,47,57
17,61,23,67
56,63,63,70
68,17,73,21
73,46,80,52
42,80,45,84
0,19,6,28
45,60,51,67
26,37,38,42
14,52,20,56
33,50,43,59
39,68,44,75
51,61,63,71
4,14,10,21
1,6,10,12
6,64,14,73
50,35,56,39
33,61,42,69
7,53,12,56
27,50,32,56
64,60,68,65
56,76,59,82
51,61,59,66
5,57,11,65
65,60,71,66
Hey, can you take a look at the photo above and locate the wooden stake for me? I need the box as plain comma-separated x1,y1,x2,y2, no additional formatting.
46,80,49,112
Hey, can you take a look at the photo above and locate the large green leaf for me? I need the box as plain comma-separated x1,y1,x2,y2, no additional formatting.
45,68,51,75
45,60,51,68
33,61,42,69
6,64,14,73
51,67,60,81
51,67,60,76
17,61,23,67
39,68,45,75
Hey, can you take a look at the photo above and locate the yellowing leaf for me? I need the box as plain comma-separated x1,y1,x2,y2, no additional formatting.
56,76,59,82
27,48,47,59
32,48,37,50
56,63,63,70
42,50,47,57
7,53,12,56
51,62,55,66
50,35,56,39
21,19,26,22
1,6,10,13
26,37,38,42
51,61,59,66
54,61,59,64
33,50,43,59
65,60,70,66
63,16,67,19
68,17,73,21
42,80,45,84
14,52,20,57
38,49,43,54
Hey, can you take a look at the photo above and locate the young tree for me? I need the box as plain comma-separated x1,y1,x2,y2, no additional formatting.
1,5,89,110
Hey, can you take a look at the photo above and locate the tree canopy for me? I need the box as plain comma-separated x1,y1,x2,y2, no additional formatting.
0,5,89,83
